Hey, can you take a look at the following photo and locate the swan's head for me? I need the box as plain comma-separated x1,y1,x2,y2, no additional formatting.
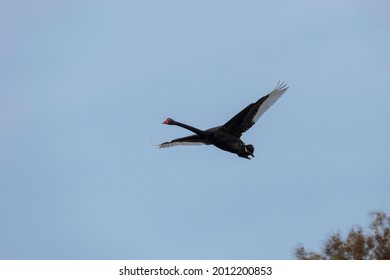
162,118,175,125
245,144,255,157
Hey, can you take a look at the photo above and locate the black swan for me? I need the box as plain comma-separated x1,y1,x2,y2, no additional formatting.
159,81,288,159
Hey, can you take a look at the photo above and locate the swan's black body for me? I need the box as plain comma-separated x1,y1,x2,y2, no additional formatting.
159,82,288,159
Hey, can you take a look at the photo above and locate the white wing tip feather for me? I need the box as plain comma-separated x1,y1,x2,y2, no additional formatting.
158,141,205,148
150,140,159,147
252,81,288,123
274,81,289,93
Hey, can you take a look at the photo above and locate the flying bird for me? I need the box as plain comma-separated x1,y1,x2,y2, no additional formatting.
159,81,288,159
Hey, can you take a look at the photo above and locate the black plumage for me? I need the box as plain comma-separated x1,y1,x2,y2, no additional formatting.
159,82,288,159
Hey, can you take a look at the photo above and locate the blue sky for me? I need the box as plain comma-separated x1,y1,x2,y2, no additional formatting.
1,1,389,259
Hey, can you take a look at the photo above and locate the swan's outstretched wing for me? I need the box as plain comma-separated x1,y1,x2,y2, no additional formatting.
159,134,211,148
223,81,288,137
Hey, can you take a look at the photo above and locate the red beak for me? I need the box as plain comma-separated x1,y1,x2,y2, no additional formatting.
162,119,169,124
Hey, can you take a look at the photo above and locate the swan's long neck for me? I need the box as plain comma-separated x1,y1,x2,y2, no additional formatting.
172,120,204,136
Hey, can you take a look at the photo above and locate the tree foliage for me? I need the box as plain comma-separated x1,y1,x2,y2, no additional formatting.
294,211,390,260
